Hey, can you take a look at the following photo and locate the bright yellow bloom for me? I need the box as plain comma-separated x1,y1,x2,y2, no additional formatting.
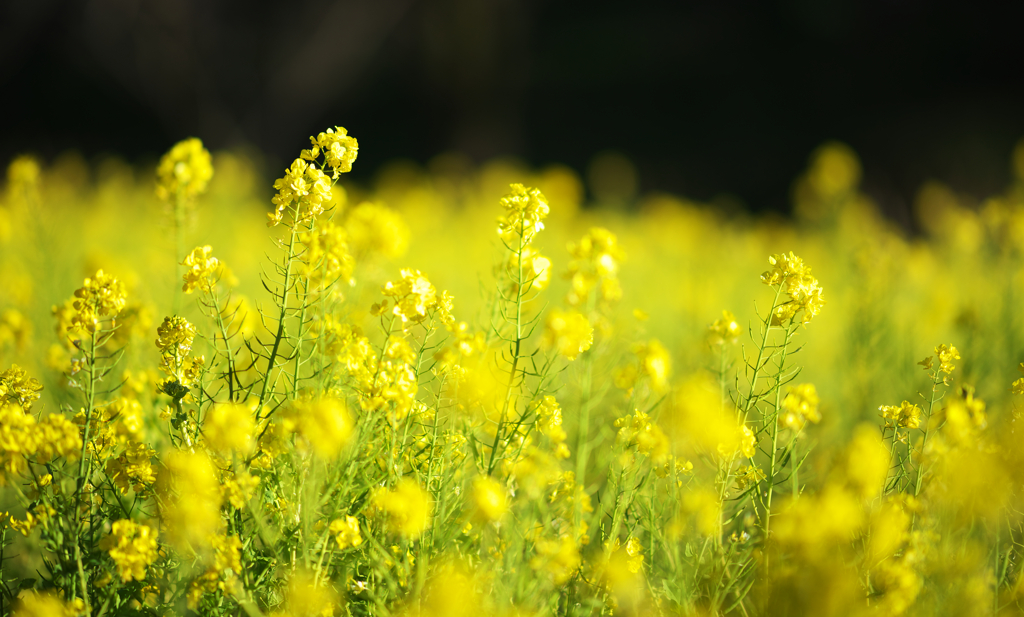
156,315,197,358
329,516,363,549
624,537,645,574
879,400,922,429
155,137,213,202
160,450,223,550
284,397,353,459
371,478,433,539
761,252,825,324
100,519,159,582
71,270,127,333
181,245,223,294
268,158,332,227
470,475,508,523
780,383,821,430
497,183,549,245
12,591,86,617
542,308,593,360
204,400,257,455
105,442,157,494
301,126,359,177
935,343,960,374
0,364,43,409
614,409,670,463
382,269,437,324
269,569,340,617
34,414,83,464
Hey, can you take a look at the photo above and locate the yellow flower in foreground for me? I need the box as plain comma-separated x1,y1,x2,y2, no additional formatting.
270,570,340,617
371,478,433,539
12,591,85,617
204,400,257,455
470,475,508,523
100,519,159,582
160,450,222,549
285,397,353,459
542,308,593,360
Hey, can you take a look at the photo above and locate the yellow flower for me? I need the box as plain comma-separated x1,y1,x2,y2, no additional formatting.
284,397,354,460
181,245,223,294
470,475,509,523
155,315,197,358
12,591,86,617
382,269,437,324
301,126,359,177
0,364,43,409
105,442,157,494
160,450,223,550
935,343,960,375
329,516,363,549
370,478,433,539
222,470,260,509
344,201,409,260
780,383,821,430
268,158,332,227
100,519,159,582
761,252,825,324
542,308,593,361
707,310,742,346
270,569,340,617
497,183,549,245
204,400,257,455
879,400,922,429
70,270,127,333
155,137,213,202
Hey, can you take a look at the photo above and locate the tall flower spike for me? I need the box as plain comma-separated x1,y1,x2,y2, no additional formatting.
497,183,550,246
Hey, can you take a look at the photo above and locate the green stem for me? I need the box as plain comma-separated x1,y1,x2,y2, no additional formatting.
258,225,300,410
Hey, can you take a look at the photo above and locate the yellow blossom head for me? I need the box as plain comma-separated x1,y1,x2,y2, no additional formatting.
156,137,213,202
99,519,159,582
370,478,433,539
541,308,593,361
181,245,223,294
204,400,257,455
470,475,508,523
284,396,354,459
497,183,549,245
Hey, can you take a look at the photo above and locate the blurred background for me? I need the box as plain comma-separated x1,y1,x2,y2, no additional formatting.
2,0,1023,223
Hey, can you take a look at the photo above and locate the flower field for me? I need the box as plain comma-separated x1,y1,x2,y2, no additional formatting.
2,128,1024,616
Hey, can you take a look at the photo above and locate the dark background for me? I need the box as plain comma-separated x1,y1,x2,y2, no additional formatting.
2,0,1023,220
